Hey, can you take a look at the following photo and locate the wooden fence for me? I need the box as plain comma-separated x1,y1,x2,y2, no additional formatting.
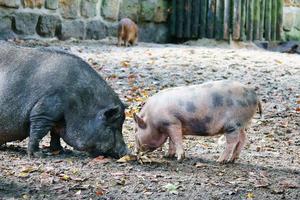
170,0,283,41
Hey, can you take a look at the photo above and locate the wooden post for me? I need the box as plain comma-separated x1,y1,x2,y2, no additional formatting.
265,0,272,40
233,0,241,40
223,0,230,40
240,0,247,41
184,0,192,38
247,0,254,40
259,0,265,40
244,0,249,40
199,0,207,38
253,0,260,40
215,0,224,40
207,0,216,38
271,0,277,40
192,0,200,38
276,0,283,40
171,0,177,36
176,0,184,38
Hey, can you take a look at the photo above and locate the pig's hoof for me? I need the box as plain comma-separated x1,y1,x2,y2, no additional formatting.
28,151,46,159
49,145,63,152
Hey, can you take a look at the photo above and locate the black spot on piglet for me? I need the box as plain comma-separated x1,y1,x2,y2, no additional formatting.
226,98,234,107
212,93,224,107
178,100,184,106
237,100,247,107
186,101,196,113
189,116,212,136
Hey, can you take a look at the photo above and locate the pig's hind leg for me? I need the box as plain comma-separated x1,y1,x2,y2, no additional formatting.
230,129,247,162
217,130,240,164
28,93,64,157
117,37,122,46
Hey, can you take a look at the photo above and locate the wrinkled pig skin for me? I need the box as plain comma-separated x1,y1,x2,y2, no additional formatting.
134,80,262,163
117,18,138,47
0,42,128,158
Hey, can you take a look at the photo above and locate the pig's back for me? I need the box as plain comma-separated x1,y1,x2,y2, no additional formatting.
148,80,255,109
143,81,258,135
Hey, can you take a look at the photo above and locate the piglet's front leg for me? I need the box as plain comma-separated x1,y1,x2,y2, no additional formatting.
167,124,185,162
165,138,176,158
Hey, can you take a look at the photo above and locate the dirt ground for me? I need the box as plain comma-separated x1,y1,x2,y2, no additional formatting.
0,39,299,200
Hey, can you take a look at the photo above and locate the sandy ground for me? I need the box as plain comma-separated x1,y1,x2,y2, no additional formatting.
0,39,299,200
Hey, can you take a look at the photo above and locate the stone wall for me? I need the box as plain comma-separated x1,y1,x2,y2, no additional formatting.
0,0,170,43
1,0,299,43
283,0,300,40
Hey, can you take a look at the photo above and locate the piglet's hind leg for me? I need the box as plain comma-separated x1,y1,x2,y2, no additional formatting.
230,129,247,162
217,131,240,164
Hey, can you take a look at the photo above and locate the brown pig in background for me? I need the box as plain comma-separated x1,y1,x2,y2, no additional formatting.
117,18,138,47
133,80,262,163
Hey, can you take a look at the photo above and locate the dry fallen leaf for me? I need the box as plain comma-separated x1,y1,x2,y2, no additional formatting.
95,190,105,196
246,192,255,199
163,183,179,194
116,155,137,163
75,190,81,195
59,174,71,181
279,180,299,189
116,177,126,186
18,172,30,178
92,156,111,164
120,60,130,67
137,155,165,164
22,194,30,199
254,178,269,188
18,166,39,178
21,166,38,173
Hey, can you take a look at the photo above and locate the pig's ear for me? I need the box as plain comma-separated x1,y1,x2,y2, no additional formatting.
133,113,147,129
103,106,122,122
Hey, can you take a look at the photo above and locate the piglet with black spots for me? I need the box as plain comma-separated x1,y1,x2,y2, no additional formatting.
133,80,262,163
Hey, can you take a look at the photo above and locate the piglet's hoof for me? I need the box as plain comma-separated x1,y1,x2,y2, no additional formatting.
228,158,237,163
176,153,185,162
164,152,176,159
217,158,232,165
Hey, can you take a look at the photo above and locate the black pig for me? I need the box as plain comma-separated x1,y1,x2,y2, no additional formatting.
0,42,128,158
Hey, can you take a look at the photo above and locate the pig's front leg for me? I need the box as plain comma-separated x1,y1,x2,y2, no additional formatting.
217,131,240,164
167,125,185,162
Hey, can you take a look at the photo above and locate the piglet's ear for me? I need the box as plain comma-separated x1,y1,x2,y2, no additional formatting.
104,106,122,122
133,113,147,129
